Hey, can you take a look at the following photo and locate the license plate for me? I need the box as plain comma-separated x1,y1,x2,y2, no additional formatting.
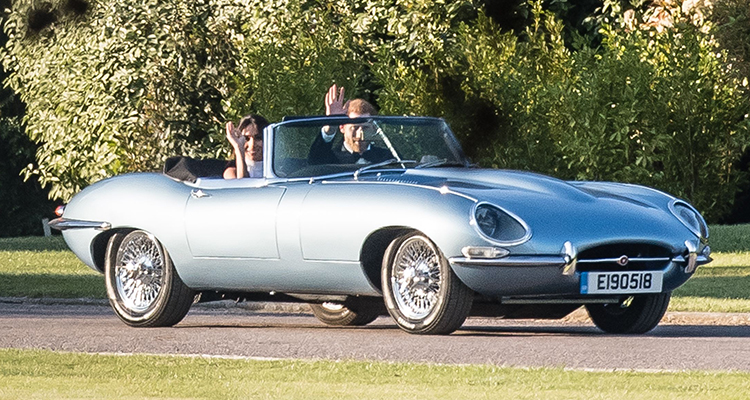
580,271,663,294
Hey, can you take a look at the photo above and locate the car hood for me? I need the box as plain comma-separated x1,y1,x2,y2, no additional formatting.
385,168,671,207
360,168,693,253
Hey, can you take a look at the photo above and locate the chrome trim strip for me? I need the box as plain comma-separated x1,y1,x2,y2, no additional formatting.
318,179,478,202
561,241,577,276
449,256,565,267
684,239,698,273
501,297,621,305
577,257,672,263
469,201,532,247
48,218,111,231
451,254,711,268
672,255,711,264
274,115,444,129
669,199,709,240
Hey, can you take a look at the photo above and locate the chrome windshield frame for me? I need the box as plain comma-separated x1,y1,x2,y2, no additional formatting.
267,116,470,180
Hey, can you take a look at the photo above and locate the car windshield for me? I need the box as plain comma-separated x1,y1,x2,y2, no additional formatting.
271,116,469,178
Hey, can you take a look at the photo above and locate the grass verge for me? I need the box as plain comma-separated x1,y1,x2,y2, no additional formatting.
1,349,749,400
0,236,104,298
671,251,750,312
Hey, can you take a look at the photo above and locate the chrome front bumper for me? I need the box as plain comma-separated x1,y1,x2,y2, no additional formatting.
48,217,111,231
449,240,712,275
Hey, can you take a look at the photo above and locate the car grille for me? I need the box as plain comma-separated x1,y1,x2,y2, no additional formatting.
576,243,673,272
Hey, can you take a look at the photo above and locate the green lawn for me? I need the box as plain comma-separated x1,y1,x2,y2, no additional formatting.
1,228,750,312
671,251,750,312
0,236,105,298
1,349,749,400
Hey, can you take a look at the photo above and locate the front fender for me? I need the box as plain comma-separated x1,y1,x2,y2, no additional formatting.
61,173,192,270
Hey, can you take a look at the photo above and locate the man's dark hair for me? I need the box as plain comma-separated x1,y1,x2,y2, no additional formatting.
344,99,378,116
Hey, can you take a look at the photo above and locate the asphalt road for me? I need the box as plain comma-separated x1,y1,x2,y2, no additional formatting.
1,301,749,371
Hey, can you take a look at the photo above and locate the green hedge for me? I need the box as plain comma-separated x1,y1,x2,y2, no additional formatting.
2,0,239,200
0,12,55,237
2,0,749,222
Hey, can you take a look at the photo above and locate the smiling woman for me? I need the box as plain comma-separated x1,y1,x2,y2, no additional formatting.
224,115,269,180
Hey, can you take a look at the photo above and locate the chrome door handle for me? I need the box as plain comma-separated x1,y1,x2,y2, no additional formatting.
191,189,211,198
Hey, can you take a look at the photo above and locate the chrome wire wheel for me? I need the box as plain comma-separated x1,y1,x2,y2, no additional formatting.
382,232,473,335
105,230,195,327
114,232,165,313
390,236,442,319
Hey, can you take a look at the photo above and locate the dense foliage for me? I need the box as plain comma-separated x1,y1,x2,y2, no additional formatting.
0,1,55,237
2,0,749,222
2,0,239,199
0,117,57,237
454,2,750,221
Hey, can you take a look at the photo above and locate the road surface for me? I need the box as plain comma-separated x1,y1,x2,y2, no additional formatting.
1,300,749,371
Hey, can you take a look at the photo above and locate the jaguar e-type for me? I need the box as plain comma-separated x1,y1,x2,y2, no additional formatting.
51,116,711,335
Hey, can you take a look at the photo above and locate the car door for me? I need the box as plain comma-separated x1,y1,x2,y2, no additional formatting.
184,180,285,259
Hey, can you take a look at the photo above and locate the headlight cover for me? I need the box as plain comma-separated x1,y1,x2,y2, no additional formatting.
472,203,531,245
670,200,709,240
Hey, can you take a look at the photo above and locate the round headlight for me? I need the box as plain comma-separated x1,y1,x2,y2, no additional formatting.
476,206,500,237
473,203,530,244
671,201,709,239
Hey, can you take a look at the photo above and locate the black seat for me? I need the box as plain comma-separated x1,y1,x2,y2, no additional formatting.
163,156,227,182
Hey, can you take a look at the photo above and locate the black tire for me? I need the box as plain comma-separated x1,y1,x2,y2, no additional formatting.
382,232,473,335
585,292,671,334
309,302,379,326
105,230,195,327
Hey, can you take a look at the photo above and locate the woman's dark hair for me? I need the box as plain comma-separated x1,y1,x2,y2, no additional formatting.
236,114,269,140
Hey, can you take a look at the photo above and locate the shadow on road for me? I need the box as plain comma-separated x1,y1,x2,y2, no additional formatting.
4,302,748,339
457,323,750,338
179,313,750,339
648,324,750,338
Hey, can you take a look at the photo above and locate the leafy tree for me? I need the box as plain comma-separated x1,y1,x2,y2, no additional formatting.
455,1,749,221
2,0,239,201
0,0,56,237
0,117,58,237
226,0,369,122
711,0,750,223
3,0,748,223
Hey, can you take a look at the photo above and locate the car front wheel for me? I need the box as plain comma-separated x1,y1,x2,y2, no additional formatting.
382,233,473,335
105,230,195,327
585,292,671,334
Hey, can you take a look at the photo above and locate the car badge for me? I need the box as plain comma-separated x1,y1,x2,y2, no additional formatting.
617,255,630,266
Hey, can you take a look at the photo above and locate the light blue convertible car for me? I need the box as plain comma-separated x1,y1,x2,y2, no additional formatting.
51,116,711,335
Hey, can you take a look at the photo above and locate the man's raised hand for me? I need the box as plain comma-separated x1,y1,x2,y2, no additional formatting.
325,84,346,116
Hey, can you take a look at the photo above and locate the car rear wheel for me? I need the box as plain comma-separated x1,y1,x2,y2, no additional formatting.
585,292,671,334
382,233,473,335
105,230,195,327
309,302,379,326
